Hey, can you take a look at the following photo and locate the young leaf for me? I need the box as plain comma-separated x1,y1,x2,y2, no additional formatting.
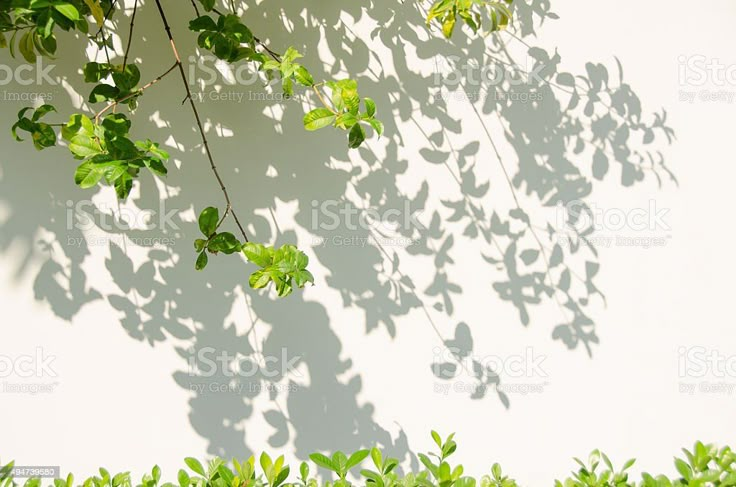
303,109,335,131
198,207,219,237
184,459,206,477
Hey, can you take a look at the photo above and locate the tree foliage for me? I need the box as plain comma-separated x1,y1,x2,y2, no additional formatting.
0,0,511,297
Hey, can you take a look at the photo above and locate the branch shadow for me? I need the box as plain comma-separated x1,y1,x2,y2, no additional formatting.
0,0,675,465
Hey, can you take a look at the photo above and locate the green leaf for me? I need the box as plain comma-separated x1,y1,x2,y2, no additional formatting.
194,239,207,252
309,453,335,473
31,104,56,121
115,172,133,199
198,207,219,237
62,113,95,141
68,135,102,158
346,450,370,471
177,470,190,487
189,15,218,32
18,31,36,63
102,113,132,136
273,466,290,487
294,65,315,86
84,62,112,83
208,232,241,254
442,15,456,38
184,458,206,477
144,157,168,177
242,242,273,267
89,83,120,103
199,0,216,11
54,3,81,21
32,123,57,149
83,0,105,27
112,64,141,91
367,118,384,137
259,453,273,481
674,458,692,480
431,431,443,449
303,108,335,131
294,269,313,288
348,123,366,149
249,270,270,289
74,162,103,188
364,97,376,117
151,466,161,484
370,448,383,470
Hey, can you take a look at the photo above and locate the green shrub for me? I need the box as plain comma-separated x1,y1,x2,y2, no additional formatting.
2,433,734,486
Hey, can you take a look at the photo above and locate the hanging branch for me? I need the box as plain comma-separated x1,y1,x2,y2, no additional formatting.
152,0,249,242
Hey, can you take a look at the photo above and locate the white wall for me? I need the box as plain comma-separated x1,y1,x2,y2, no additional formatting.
1,0,735,484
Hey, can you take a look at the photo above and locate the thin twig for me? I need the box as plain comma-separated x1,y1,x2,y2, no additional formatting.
95,62,178,122
122,0,139,69
311,83,333,112
254,36,281,61
189,0,200,17
152,0,249,242
93,0,118,38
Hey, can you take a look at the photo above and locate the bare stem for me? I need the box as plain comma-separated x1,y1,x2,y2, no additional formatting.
253,36,281,62
312,83,334,112
152,0,249,242
189,0,200,17
122,0,138,69
93,0,118,39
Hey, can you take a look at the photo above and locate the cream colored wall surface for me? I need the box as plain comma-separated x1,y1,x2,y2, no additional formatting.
1,0,735,485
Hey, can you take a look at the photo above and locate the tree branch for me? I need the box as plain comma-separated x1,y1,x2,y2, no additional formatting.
122,0,138,69
152,0,249,242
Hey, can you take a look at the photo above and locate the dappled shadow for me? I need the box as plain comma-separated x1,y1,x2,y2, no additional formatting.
0,0,674,464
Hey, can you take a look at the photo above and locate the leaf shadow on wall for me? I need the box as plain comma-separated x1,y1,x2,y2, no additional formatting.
0,0,675,466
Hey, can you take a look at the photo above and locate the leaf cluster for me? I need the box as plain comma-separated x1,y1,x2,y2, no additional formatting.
5,436,734,486
426,0,512,38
